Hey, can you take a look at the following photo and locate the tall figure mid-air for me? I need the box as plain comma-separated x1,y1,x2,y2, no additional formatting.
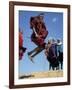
28,13,48,62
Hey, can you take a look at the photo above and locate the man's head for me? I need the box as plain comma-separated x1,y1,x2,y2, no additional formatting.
37,15,44,23
57,39,62,45
46,40,52,48
57,39,61,43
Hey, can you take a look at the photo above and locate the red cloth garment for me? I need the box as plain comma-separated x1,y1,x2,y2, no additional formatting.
19,32,26,60
30,16,48,47
19,32,23,47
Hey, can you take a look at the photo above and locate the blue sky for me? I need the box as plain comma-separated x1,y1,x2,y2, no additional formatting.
19,11,63,74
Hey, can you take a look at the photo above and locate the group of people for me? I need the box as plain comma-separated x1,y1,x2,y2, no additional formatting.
19,13,63,70
45,39,63,70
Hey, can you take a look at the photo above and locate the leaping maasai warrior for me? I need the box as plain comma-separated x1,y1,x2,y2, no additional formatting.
28,13,48,62
19,30,26,60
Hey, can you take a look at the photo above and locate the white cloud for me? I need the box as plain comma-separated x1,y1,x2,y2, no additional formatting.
52,17,57,23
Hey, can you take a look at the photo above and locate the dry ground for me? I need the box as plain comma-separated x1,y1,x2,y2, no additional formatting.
19,70,63,79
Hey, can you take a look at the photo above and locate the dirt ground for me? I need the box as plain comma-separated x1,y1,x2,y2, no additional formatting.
19,70,63,79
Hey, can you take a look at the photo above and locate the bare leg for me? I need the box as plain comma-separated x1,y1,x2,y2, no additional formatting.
49,63,51,70
28,47,40,56
61,62,63,70
31,47,44,58
52,67,55,70
28,46,44,63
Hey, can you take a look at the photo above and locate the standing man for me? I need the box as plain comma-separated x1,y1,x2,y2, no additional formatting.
57,39,63,69
45,39,59,70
